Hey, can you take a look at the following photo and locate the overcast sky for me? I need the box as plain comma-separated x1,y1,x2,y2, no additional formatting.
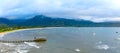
0,0,120,22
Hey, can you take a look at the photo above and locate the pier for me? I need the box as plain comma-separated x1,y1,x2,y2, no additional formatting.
0,38,47,43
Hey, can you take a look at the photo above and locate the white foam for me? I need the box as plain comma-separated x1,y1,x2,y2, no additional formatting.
116,37,120,40
93,32,96,36
16,49,29,53
16,44,32,49
2,43,16,47
74,48,80,52
0,49,5,52
14,43,34,53
24,42,41,48
96,41,103,44
0,43,31,53
96,44,110,50
0,41,42,53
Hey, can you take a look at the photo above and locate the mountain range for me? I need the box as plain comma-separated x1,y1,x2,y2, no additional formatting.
0,15,120,27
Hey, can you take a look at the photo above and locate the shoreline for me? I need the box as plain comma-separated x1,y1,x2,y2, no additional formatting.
0,28,43,36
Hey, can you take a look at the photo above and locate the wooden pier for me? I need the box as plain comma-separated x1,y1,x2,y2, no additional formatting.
0,38,47,43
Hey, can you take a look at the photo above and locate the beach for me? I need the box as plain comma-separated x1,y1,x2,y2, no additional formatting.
0,29,26,37
0,28,43,36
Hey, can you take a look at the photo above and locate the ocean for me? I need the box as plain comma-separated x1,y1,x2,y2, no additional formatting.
0,27,120,53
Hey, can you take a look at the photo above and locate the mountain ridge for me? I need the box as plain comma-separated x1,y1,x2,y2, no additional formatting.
0,15,120,27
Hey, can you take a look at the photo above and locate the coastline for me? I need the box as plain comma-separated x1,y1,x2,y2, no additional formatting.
0,29,26,36
0,28,43,36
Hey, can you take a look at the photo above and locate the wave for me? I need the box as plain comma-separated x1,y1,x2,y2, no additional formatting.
0,42,43,53
24,42,41,48
95,41,110,50
96,44,110,50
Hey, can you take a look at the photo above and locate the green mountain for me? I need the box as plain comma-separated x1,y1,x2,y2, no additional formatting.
20,15,93,27
0,15,120,27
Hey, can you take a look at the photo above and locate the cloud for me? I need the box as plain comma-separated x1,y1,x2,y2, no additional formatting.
0,0,120,22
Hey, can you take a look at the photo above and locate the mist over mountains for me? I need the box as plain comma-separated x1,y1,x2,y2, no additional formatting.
0,15,120,27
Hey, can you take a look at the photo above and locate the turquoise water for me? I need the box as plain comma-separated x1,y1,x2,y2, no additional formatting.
0,27,120,53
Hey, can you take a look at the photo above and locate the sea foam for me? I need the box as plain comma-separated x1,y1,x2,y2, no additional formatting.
96,44,110,50
24,42,41,48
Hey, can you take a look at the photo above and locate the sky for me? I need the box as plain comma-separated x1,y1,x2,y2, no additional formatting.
0,0,120,22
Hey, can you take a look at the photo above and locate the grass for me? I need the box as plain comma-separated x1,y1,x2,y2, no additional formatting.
0,27,24,33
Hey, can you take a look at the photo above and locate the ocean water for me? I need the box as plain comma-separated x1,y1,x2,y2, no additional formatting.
0,27,120,53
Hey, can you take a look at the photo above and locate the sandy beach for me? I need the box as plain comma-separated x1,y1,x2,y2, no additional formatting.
0,28,43,36
0,29,26,36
